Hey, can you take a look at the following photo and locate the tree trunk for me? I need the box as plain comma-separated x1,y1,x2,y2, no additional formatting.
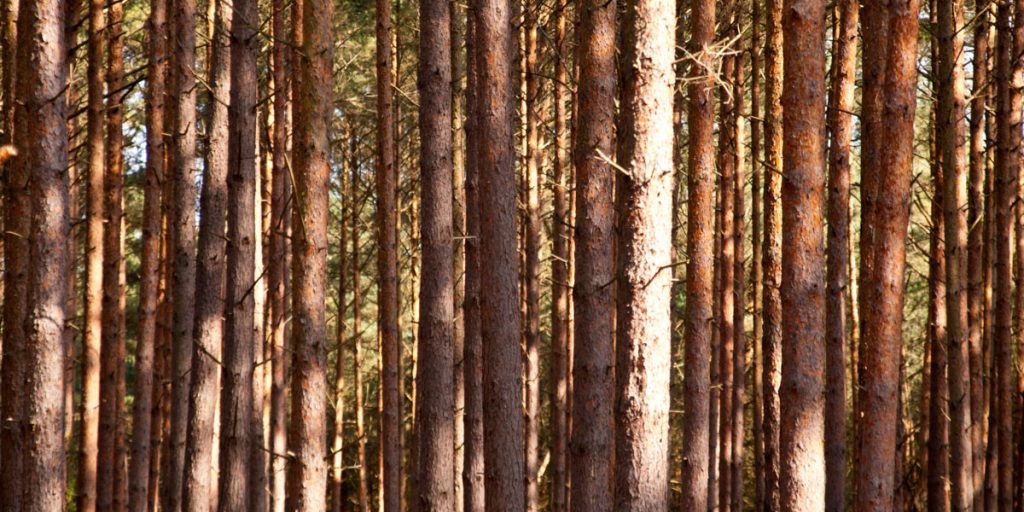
549,1,571,508
570,0,616,505
18,0,70,507
78,0,106,507
98,0,127,503
180,0,230,507
749,0,764,506
285,0,332,505
331,137,349,512
219,0,260,503
473,0,524,506
451,2,467,509
779,0,827,505
462,9,485,511
162,0,200,504
855,0,920,507
761,0,783,501
0,0,22,504
937,0,974,504
376,0,402,505
730,48,746,512
415,0,456,507
613,0,674,508
128,0,167,507
927,110,950,512
825,0,857,506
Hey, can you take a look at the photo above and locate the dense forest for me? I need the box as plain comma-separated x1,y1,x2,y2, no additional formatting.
0,0,1017,508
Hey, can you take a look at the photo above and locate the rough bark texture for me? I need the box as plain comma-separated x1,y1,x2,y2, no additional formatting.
128,0,167,507
730,48,746,512
679,0,715,508
761,0,783,502
570,0,616,506
927,111,950,512
284,0,332,506
78,0,106,507
17,0,69,507
98,0,127,504
451,3,467,509
416,0,456,507
855,0,919,506
937,0,974,505
474,0,524,506
376,0,402,505
462,10,485,512
219,0,260,504
613,0,674,508
749,0,764,506
0,0,23,507
824,0,857,507
162,0,200,504
180,0,230,507
779,0,827,507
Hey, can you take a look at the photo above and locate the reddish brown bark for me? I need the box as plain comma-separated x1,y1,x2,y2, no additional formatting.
613,0,674,508
749,0,764,506
18,0,71,507
78,0,106,507
127,0,167,507
927,110,950,512
855,0,920,507
570,0,616,505
779,0,827,506
284,0,332,506
415,0,456,507
730,48,746,512
824,0,857,507
474,0,524,505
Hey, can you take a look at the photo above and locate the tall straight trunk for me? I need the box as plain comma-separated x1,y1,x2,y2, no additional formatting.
352,179,370,512
855,0,920,506
779,0,827,505
730,50,746,512
331,143,348,512
285,0,332,505
163,0,200,503
473,0,524,506
451,2,467,509
523,2,543,507
824,0,857,506
128,0,168,507
937,0,974,504
761,0,783,501
63,0,81,450
570,0,616,504
967,0,989,509
180,0,230,507
268,0,291,507
927,113,951,512
993,2,1019,508
78,0,106,507
462,9,485,511
679,0,715,507
749,0,764,505
99,0,128,505
0,0,23,505
709,158,722,512
549,1,571,509
415,0,456,507
717,2,737,505
376,0,402,505
219,0,260,503
18,0,71,507
1013,3,1024,509
613,0,674,507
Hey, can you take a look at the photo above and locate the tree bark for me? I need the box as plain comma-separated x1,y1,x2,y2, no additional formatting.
17,0,70,507
78,0,106,507
128,0,167,507
825,0,857,507
570,0,616,505
730,48,746,512
613,0,674,508
927,109,950,512
473,0,524,506
855,0,920,507
284,0,332,505
779,0,827,506
415,0,456,507
180,0,230,507
219,0,260,503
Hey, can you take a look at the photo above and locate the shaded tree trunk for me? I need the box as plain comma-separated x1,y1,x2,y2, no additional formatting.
927,111,950,512
569,0,616,505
